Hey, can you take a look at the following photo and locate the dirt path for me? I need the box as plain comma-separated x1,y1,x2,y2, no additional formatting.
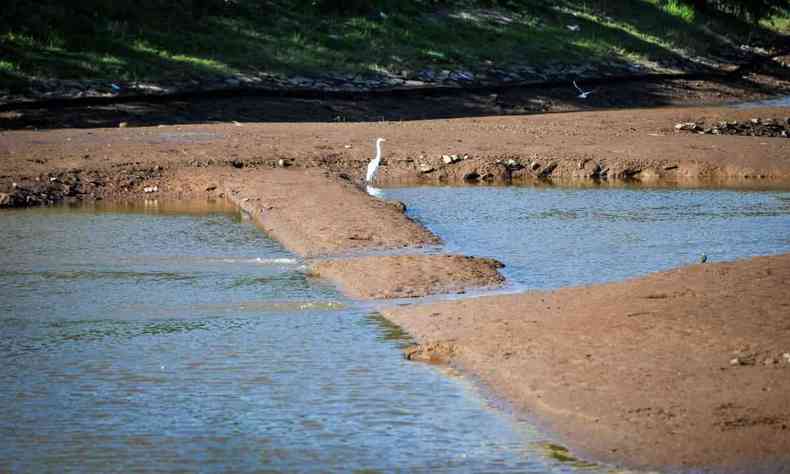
383,254,790,473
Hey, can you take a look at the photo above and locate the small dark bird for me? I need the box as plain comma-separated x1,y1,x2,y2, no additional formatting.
699,254,707,263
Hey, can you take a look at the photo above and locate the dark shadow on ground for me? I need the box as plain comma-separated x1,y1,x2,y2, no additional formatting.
1,73,789,131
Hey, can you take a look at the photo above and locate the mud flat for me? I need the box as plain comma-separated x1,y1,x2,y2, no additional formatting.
382,254,790,473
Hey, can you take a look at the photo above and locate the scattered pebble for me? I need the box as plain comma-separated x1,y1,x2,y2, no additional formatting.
143,185,158,193
674,118,789,138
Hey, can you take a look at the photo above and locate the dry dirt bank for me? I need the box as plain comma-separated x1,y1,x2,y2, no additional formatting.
1,105,790,210
383,254,790,473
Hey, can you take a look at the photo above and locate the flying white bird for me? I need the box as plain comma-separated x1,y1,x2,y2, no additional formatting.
573,80,595,99
366,138,386,183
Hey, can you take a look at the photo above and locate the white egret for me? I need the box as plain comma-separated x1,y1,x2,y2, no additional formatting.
573,80,595,99
366,137,386,183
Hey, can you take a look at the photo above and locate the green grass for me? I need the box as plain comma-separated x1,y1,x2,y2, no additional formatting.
0,0,787,90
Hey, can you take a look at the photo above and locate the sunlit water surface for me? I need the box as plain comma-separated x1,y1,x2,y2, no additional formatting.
0,202,602,473
381,186,790,290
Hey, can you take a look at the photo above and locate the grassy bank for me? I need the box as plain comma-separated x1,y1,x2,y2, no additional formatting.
1,0,788,89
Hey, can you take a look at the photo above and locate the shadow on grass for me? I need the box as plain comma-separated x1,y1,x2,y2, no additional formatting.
1,0,786,92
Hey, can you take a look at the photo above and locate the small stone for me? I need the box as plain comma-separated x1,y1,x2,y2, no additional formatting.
277,159,287,167
442,154,461,165
674,122,697,131
0,192,12,207
530,161,541,170
418,164,435,174
463,171,481,181
344,144,352,149
763,357,778,366
231,160,244,168
730,357,741,366
750,118,760,124
118,122,128,128
387,200,407,212
783,353,790,363
505,159,518,167
143,185,159,193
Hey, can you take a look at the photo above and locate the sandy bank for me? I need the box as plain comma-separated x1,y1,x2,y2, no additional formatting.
382,254,790,473
1,105,790,210
310,255,505,299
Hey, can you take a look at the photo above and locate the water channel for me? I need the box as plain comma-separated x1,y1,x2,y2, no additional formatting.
2,185,789,472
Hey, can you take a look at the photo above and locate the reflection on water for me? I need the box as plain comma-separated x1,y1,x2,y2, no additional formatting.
0,202,606,473
381,186,790,290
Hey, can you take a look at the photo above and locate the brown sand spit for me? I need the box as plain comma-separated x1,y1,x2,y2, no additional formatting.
382,254,790,473
310,255,505,299
223,169,439,257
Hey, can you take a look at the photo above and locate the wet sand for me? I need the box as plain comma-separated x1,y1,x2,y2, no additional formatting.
383,254,790,473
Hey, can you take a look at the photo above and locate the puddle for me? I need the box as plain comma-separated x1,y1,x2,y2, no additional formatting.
0,202,609,473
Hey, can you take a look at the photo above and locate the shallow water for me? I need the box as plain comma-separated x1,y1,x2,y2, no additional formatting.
0,202,603,473
381,186,790,290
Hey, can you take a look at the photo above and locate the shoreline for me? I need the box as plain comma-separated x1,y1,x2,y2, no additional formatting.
2,101,789,472
383,255,790,473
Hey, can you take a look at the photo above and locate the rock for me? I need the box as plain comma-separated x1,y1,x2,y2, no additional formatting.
0,192,13,208
530,161,541,170
463,171,481,182
387,200,407,213
442,154,462,165
277,159,288,167
783,353,790,363
418,164,435,174
143,185,158,193
231,160,244,168
118,122,128,128
674,122,697,131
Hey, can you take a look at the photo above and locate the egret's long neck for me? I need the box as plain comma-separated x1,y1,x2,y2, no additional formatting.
375,141,382,160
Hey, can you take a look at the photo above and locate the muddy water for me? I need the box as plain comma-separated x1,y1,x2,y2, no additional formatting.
0,202,605,473
382,186,790,290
